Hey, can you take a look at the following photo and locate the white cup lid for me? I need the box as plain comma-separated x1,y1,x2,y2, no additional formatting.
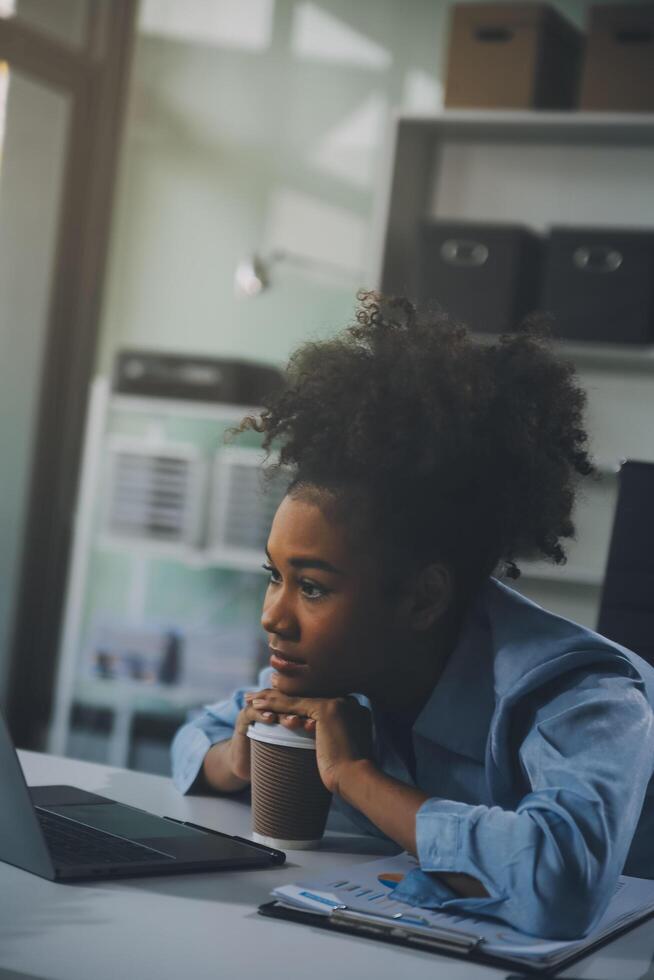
247,721,316,750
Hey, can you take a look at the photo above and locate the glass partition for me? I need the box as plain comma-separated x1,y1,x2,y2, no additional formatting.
0,65,72,699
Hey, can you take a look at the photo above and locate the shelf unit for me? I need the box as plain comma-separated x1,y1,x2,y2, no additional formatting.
373,110,654,627
377,111,654,293
49,378,273,770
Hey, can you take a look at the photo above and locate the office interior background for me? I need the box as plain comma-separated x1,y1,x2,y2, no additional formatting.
0,0,653,774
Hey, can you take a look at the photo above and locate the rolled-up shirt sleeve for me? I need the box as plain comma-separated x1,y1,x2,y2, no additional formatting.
392,668,654,939
171,667,275,793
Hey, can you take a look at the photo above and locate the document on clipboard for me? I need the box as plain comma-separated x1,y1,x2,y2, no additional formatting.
258,853,654,972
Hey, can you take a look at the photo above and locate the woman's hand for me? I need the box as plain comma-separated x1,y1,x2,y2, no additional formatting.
245,689,373,794
227,701,281,782
242,691,488,898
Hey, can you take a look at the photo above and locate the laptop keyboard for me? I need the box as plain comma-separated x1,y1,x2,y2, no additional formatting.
36,807,175,867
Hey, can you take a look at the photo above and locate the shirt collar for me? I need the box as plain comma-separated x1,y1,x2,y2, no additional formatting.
413,583,496,763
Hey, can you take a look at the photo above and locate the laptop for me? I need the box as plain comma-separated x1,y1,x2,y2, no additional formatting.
0,710,285,881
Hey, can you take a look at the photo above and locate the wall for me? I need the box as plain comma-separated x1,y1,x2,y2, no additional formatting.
98,0,590,374
95,0,652,635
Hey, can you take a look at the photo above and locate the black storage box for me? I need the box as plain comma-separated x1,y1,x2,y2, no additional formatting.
540,228,654,344
113,351,283,405
418,221,542,334
580,4,654,112
444,3,582,109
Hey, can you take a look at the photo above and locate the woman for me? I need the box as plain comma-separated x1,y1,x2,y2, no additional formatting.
172,292,654,939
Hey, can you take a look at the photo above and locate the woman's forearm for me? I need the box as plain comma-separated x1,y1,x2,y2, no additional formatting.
202,739,251,793
337,759,426,853
337,759,488,899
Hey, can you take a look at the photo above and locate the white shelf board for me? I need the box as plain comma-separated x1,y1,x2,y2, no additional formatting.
393,109,654,142
553,341,654,372
202,546,268,573
74,679,214,713
97,538,609,587
109,393,262,423
97,536,266,573
470,330,654,373
518,561,603,587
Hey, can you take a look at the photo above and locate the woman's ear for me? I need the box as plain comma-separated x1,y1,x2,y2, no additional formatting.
400,563,453,631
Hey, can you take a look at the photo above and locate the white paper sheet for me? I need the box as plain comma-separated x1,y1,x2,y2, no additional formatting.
272,853,654,966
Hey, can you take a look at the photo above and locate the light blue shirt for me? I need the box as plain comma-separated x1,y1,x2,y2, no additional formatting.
171,578,654,939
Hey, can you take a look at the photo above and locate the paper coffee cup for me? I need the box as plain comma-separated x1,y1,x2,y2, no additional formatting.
247,722,332,849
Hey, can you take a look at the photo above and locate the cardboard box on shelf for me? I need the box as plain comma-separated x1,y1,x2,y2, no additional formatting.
444,2,582,109
580,4,654,112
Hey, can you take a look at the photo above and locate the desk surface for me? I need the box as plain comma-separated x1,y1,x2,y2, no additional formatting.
2,752,654,980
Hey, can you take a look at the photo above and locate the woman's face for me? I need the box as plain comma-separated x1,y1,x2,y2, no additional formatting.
261,493,403,699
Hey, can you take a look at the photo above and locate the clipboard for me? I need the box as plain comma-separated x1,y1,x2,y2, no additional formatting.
257,899,654,976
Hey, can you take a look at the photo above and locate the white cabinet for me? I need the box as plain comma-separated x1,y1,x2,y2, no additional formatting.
373,111,654,628
49,379,277,770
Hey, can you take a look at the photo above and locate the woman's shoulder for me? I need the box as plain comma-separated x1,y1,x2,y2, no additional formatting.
483,577,654,704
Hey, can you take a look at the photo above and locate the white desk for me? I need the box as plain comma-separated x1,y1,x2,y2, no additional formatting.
2,753,654,980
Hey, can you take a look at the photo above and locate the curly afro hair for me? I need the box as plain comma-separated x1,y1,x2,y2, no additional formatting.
240,291,594,606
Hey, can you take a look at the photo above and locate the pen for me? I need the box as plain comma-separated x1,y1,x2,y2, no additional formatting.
329,907,482,952
162,816,286,864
